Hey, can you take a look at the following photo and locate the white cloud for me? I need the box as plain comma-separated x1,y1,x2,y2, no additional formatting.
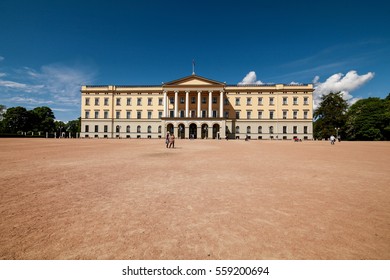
313,70,374,109
0,63,96,106
8,96,54,105
238,71,263,85
0,56,4,62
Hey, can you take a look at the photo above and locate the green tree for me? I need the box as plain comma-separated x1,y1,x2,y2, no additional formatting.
65,118,81,137
313,92,348,140
1,106,31,133
345,96,390,140
30,106,56,133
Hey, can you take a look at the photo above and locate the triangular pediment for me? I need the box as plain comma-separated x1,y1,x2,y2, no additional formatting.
164,75,225,87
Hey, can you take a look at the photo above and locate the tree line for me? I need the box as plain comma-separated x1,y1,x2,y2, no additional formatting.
314,93,390,141
0,105,80,137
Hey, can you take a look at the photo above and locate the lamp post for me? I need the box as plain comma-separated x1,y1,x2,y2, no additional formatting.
335,127,340,140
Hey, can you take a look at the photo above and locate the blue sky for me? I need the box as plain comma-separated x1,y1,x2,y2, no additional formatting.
0,0,389,121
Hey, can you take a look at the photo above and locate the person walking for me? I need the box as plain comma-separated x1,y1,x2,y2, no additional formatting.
165,132,170,148
169,133,175,148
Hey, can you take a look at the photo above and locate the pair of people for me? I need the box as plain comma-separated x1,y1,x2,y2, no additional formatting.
165,132,175,148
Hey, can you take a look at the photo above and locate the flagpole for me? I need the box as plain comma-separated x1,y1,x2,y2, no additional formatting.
192,59,195,75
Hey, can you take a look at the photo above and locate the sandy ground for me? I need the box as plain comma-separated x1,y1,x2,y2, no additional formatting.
0,138,389,260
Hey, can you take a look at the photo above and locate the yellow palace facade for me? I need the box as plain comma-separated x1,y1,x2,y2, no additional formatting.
80,74,313,140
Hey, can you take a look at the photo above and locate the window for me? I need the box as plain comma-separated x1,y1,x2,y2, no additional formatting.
247,97,252,105
104,125,108,133
126,111,131,119
127,98,132,106
85,111,90,119
158,98,163,106
104,97,109,106
147,126,152,133
116,111,120,119
137,125,141,133
283,126,287,134
116,125,120,133
258,111,263,119
212,110,217,118
283,97,288,105
303,111,308,119
202,97,206,104
293,111,298,119
235,111,240,119
104,111,109,119
224,98,229,105
94,111,99,119
202,110,207,118
269,97,274,105
126,125,130,133
258,126,262,134
283,111,287,119
158,126,162,133
235,97,240,106
180,97,185,104
158,111,163,119
116,98,121,106
85,98,90,106
191,97,196,104
148,111,152,119
170,97,174,104
235,126,240,134
94,125,99,133
304,126,308,134
246,111,251,119
258,97,263,105
293,97,298,105
247,126,251,134
270,111,274,119
293,126,298,134
212,97,217,104
137,111,142,119
304,97,309,105
94,97,99,106
148,98,153,105
85,125,89,132
269,126,274,134
137,98,142,106
224,111,229,118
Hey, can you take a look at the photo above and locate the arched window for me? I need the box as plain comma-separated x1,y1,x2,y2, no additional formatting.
147,126,152,133
158,125,162,133
269,126,274,134
137,125,141,133
258,126,262,134
126,125,130,133
116,125,120,133
247,126,251,134
235,126,240,134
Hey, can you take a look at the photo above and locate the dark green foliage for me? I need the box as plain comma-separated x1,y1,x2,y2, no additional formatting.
313,92,348,140
345,96,390,140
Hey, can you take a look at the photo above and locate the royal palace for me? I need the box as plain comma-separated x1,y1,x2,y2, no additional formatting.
80,74,313,140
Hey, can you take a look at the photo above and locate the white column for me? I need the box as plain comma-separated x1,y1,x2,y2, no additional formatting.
197,91,201,118
220,91,224,118
174,91,178,118
185,91,189,118
208,91,213,118
163,91,167,117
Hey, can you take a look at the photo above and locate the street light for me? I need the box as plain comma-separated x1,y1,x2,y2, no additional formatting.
335,127,340,140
